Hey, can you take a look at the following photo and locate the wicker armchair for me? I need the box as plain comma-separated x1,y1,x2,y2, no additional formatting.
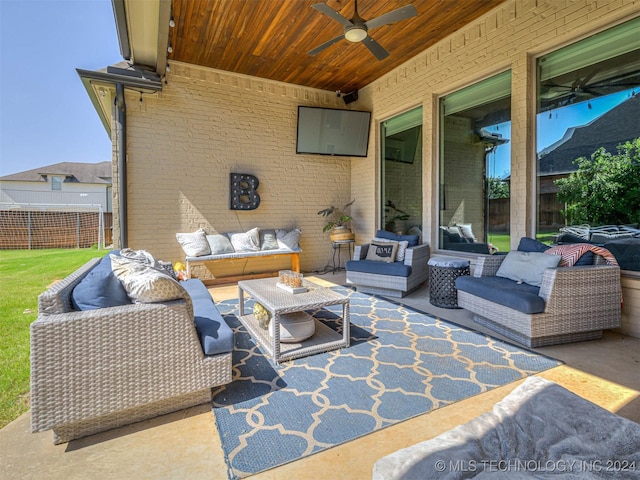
346,242,430,298
456,255,622,347
31,258,232,444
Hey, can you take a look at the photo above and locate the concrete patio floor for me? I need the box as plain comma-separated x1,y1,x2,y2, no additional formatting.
2,271,638,480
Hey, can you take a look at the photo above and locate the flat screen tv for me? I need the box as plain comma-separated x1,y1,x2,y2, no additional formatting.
296,106,371,157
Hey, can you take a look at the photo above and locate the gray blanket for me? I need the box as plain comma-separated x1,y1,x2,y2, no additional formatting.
373,377,640,479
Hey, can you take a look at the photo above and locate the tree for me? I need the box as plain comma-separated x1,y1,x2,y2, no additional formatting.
487,177,510,199
555,137,640,225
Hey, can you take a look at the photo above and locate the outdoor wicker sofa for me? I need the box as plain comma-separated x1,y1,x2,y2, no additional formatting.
455,240,622,347
31,255,233,444
346,230,430,298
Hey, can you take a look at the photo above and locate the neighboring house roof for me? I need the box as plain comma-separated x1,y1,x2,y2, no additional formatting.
538,94,640,175
0,162,112,184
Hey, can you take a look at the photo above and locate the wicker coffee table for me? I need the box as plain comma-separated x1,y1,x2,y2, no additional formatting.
238,278,350,364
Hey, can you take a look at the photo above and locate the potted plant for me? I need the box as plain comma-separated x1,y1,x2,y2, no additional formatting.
384,200,410,234
317,199,356,241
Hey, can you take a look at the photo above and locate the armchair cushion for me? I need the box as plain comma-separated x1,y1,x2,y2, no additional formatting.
345,259,412,277
456,276,546,314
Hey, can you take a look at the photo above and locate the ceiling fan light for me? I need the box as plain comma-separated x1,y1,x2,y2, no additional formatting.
345,27,367,43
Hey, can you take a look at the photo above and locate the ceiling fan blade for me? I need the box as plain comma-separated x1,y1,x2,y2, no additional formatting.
308,33,346,56
363,36,390,60
312,3,353,27
365,4,417,30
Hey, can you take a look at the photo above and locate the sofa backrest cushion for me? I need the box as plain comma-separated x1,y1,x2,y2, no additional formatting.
375,230,420,247
455,276,546,314
496,251,561,287
517,237,550,253
71,251,131,311
518,236,594,265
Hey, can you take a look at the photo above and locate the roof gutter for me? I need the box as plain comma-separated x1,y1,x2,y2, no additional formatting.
115,83,128,248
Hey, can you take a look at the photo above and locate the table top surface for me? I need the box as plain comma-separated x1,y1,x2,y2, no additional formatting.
238,277,348,312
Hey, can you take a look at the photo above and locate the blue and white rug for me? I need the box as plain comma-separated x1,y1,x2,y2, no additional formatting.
211,286,562,479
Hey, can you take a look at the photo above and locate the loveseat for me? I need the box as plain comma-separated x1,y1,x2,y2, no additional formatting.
177,227,301,284
455,238,621,347
31,250,233,444
345,230,430,298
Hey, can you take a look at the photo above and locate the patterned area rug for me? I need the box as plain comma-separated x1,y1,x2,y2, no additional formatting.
211,286,562,479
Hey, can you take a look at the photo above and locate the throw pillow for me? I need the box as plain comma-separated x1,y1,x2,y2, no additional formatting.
365,239,399,263
276,228,301,250
374,237,409,261
456,223,477,242
229,227,260,252
206,234,235,255
496,251,562,287
71,251,131,310
517,237,551,253
111,255,189,303
259,229,279,250
176,229,211,257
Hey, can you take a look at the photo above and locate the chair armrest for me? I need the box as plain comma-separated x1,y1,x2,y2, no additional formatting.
403,243,430,267
539,265,621,306
473,255,506,277
353,244,370,260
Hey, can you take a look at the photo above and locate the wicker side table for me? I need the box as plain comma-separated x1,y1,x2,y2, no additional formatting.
428,256,470,309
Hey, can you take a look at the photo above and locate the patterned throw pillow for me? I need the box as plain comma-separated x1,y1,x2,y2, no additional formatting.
374,237,409,261
111,255,189,304
229,227,261,252
365,239,399,263
176,229,211,257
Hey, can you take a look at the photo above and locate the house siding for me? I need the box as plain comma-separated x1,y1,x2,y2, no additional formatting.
112,0,639,335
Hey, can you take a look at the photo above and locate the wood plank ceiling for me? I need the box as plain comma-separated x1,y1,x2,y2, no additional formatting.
168,0,507,93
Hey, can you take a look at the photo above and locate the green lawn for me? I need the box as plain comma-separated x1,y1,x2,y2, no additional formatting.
0,248,109,429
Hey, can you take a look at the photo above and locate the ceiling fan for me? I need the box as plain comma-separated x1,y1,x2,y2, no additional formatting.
308,0,418,61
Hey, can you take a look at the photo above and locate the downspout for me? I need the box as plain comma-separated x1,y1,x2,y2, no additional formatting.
115,83,128,247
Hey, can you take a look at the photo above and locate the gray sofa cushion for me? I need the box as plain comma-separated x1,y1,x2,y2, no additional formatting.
345,259,412,277
455,276,546,314
182,279,234,355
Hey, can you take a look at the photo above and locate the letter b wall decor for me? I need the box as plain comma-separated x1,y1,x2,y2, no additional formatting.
230,173,261,210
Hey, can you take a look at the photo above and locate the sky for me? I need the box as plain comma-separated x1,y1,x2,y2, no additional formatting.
485,89,634,179
0,0,122,177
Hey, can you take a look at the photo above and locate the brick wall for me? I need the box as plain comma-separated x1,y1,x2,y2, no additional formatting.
110,0,638,312
118,65,358,273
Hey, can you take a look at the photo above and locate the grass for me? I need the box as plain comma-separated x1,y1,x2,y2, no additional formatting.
0,248,109,429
